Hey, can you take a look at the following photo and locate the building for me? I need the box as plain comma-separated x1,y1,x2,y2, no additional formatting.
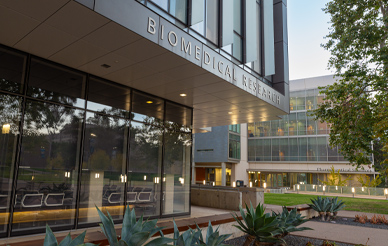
193,75,377,188
0,0,288,238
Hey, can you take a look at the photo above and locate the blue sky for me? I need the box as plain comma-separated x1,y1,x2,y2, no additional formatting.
288,0,333,80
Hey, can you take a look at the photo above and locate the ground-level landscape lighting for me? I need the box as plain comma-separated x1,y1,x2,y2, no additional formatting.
323,186,326,195
95,173,100,179
249,182,252,188
263,182,267,189
385,189,388,200
203,180,206,185
352,187,355,198
232,181,236,187
297,184,300,194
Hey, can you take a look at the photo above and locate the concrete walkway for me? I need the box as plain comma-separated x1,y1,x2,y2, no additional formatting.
264,204,388,246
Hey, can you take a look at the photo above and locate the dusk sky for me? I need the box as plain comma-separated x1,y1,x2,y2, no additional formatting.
287,0,334,80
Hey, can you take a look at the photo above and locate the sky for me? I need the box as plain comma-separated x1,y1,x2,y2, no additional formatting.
287,0,334,80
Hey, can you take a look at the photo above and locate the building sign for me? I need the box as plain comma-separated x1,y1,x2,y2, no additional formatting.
147,17,282,107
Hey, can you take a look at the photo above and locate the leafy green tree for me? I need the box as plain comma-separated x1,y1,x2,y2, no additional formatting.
357,174,382,187
314,1,388,171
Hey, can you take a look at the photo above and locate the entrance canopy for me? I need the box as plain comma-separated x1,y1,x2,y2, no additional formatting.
0,0,289,131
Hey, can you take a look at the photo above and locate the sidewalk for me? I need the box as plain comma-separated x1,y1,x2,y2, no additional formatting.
264,204,388,246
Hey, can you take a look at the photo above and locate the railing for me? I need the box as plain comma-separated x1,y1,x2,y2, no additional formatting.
293,184,388,199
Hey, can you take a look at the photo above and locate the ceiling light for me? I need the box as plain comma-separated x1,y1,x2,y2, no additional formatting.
180,93,187,97
228,112,233,114
101,64,111,68
146,101,153,104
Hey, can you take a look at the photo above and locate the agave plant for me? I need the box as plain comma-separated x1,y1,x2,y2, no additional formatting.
232,202,283,245
172,219,202,246
329,197,346,219
43,224,96,246
97,205,173,246
196,221,231,246
308,196,331,221
272,206,313,237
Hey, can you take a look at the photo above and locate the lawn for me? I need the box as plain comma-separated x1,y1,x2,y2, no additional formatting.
264,193,388,215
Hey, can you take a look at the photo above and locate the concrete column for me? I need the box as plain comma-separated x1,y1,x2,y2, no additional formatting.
221,162,226,186
191,162,196,185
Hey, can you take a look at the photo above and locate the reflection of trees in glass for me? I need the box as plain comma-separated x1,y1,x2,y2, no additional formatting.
0,93,21,134
83,113,127,172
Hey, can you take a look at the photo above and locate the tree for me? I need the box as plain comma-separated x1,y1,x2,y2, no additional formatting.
314,1,388,170
357,174,382,187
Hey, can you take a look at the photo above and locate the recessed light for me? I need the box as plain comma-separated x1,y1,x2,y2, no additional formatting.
101,64,111,68
180,93,187,97
228,112,233,114
146,101,153,104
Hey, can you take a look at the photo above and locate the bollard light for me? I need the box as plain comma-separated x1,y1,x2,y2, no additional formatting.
2,124,10,134
323,186,326,195
203,180,206,185
249,182,253,188
362,187,364,192
95,173,100,179
336,186,338,191
144,175,147,180
263,182,267,189
297,184,300,194
212,182,215,186
352,187,355,198
313,185,315,189
232,181,236,187
385,189,388,200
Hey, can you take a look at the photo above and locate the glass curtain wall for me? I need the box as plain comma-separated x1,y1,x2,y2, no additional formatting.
0,46,193,237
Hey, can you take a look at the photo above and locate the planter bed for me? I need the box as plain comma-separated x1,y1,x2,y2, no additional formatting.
224,235,353,246
310,216,388,230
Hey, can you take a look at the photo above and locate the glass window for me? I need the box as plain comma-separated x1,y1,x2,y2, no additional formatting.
289,138,298,161
162,132,191,215
279,138,288,161
306,114,316,135
222,0,243,62
13,100,83,232
327,137,339,162
128,121,162,217
288,113,297,136
229,134,240,159
289,97,296,111
299,138,307,161
248,139,255,161
256,121,270,137
78,112,128,224
229,124,240,133
317,120,327,135
297,112,307,135
169,0,187,23
272,139,279,161
278,115,288,136
294,91,305,111
27,58,86,108
165,102,192,131
306,89,316,110
132,91,164,123
317,137,328,161
87,77,131,118
307,137,318,161
0,93,21,234
263,139,271,161
248,123,255,137
0,48,26,94
191,0,219,44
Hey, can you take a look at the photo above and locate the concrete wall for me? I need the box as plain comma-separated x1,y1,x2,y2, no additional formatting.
191,186,264,211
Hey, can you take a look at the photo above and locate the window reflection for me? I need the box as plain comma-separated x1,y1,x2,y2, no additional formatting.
0,94,21,234
79,112,128,224
13,100,83,231
27,58,86,108
128,121,162,217
163,131,191,215
0,48,25,94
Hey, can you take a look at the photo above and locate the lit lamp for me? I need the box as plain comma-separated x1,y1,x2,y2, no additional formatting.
203,180,206,185
352,187,355,198
154,177,160,184
120,174,127,183
180,178,184,184
212,182,215,186
249,182,253,188
263,182,267,189
144,175,147,181
95,173,100,179
323,186,326,195
65,171,70,178
2,124,10,134
361,187,364,192
232,181,236,188
336,186,338,191
297,184,300,194
385,189,388,200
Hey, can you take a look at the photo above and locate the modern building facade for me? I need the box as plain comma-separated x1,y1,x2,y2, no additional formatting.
0,0,289,238
193,75,377,188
